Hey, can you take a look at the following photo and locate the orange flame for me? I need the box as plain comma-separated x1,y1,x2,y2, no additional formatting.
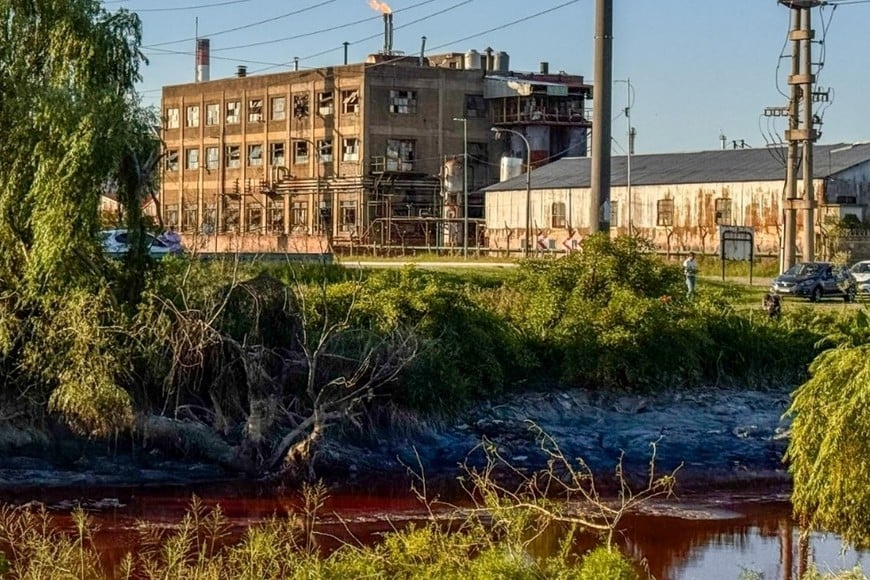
368,0,392,14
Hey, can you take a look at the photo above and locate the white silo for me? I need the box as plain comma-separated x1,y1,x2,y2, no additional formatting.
464,49,481,70
494,51,510,74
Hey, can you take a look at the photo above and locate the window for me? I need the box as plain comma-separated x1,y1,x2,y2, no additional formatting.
714,197,732,225
205,146,219,170
342,138,359,162
293,94,309,119
610,200,619,228
464,94,485,118
225,145,241,168
270,96,286,121
657,199,674,227
248,98,263,123
341,89,359,114
317,139,333,163
551,202,566,229
222,199,240,232
247,143,263,166
206,103,220,126
268,199,284,234
385,139,415,171
389,90,417,114
226,101,241,124
340,201,356,232
203,204,217,234
185,148,199,170
293,141,309,164
318,91,334,116
247,204,262,232
182,205,198,232
165,149,179,171
269,142,285,166
165,107,179,129
186,105,199,128
291,200,308,232
165,204,179,227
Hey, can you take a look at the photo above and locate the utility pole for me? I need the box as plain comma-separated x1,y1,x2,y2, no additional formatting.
778,0,821,270
589,0,613,234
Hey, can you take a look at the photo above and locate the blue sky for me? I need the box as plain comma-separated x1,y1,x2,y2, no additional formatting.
116,0,870,154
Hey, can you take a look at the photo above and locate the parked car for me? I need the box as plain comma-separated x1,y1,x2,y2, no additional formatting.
769,261,856,302
101,229,181,259
851,260,870,297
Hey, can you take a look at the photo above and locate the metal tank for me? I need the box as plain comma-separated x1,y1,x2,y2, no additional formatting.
499,157,523,182
494,51,510,74
464,49,481,70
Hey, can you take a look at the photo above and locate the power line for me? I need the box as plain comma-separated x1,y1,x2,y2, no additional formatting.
130,0,258,13
146,0,338,47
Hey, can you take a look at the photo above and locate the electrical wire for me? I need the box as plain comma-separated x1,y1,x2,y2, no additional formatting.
129,0,258,13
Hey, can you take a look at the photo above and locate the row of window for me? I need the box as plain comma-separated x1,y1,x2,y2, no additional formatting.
165,137,418,172
544,199,733,229
164,201,358,233
165,88,423,129
165,138,363,171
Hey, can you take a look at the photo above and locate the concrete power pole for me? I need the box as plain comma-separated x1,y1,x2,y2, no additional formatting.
779,0,821,269
589,0,613,234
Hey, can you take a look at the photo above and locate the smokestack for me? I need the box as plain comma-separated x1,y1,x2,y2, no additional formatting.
540,61,549,75
343,41,349,65
389,13,393,53
236,65,247,78
419,36,426,66
383,13,394,54
196,38,210,82
293,57,299,71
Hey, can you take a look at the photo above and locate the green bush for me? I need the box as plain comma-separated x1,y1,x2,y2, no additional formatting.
577,546,638,580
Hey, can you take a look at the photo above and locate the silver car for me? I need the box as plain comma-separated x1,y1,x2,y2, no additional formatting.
850,260,870,297
101,229,178,259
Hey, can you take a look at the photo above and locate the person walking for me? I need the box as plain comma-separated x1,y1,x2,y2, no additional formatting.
682,252,698,298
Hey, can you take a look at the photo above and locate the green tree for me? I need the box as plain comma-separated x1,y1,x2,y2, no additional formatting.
0,0,146,294
787,311,870,547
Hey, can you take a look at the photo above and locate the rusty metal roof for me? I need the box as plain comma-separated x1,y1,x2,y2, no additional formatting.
484,142,870,192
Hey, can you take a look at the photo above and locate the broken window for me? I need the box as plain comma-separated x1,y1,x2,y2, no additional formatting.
551,202,566,228
342,138,359,162
269,142,285,166
202,204,217,234
389,89,417,114
182,204,198,232
318,139,333,163
248,98,263,123
340,201,356,232
205,146,219,170
186,105,199,127
247,144,263,166
226,101,241,124
610,200,619,228
165,149,179,171
657,198,674,227
291,200,308,232
185,148,199,170
293,94,309,119
318,91,334,116
464,94,486,118
165,107,180,129
268,198,284,233
206,103,220,126
222,198,240,232
247,203,263,232
271,96,286,121
225,145,241,168
714,197,732,225
293,141,309,164
385,139,415,171
165,204,179,227
341,89,359,114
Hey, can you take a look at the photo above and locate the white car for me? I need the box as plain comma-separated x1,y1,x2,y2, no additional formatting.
101,229,179,259
850,260,870,297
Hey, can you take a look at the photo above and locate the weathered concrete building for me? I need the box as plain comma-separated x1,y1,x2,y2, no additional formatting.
160,33,591,254
484,143,870,258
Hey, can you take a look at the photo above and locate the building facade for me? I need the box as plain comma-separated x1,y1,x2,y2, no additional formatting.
484,143,870,259
160,49,591,254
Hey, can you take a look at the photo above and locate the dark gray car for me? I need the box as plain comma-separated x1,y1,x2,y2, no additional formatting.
770,262,856,302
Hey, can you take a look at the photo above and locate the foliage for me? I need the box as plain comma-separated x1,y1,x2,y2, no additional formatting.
787,337,870,548
577,546,638,580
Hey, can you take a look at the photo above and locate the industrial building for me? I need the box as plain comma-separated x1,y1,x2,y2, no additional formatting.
483,143,870,258
159,14,591,254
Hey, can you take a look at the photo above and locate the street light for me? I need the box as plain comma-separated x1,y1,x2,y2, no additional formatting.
614,78,635,233
452,117,469,258
491,127,532,258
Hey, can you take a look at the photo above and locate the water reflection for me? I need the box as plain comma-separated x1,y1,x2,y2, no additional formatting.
1,485,867,579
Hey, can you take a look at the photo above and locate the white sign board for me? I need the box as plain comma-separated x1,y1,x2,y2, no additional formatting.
719,226,754,261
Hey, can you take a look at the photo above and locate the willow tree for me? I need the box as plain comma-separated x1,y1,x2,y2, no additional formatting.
0,1,148,435
0,0,146,293
787,311,870,547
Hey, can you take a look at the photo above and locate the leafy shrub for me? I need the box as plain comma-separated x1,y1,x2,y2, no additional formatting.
577,546,638,580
